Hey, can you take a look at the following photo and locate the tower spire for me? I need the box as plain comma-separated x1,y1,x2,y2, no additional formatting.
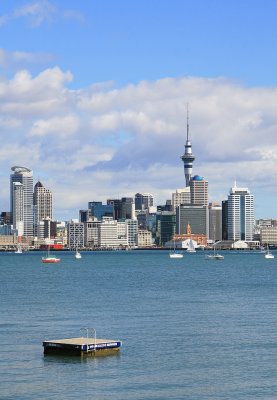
181,103,195,187
186,102,189,141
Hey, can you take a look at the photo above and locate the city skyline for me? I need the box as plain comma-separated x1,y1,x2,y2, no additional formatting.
0,1,276,220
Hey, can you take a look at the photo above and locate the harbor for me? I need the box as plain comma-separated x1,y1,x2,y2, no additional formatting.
1,249,276,399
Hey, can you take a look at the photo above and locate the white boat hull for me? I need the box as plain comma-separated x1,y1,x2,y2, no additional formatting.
169,253,183,259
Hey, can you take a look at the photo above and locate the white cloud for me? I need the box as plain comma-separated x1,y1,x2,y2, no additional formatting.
0,1,85,28
29,115,80,137
0,68,276,219
14,0,56,27
0,48,54,72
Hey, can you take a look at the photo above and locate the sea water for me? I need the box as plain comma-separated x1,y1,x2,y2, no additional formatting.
0,250,276,399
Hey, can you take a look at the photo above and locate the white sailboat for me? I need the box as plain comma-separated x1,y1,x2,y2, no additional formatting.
75,249,82,259
14,244,22,254
264,245,274,259
169,238,183,259
206,243,224,260
186,237,196,253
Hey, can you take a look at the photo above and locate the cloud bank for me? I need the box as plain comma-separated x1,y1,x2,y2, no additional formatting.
0,66,276,219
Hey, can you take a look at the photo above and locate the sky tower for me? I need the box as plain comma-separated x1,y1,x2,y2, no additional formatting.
181,105,195,187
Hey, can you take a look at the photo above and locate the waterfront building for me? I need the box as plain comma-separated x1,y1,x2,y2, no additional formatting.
84,220,100,247
172,187,190,211
176,204,209,236
166,223,207,249
190,175,208,206
156,212,176,246
10,166,34,237
67,221,85,249
0,235,17,248
227,183,254,241
260,227,277,246
98,217,128,248
135,193,154,211
209,202,222,242
33,181,53,236
126,219,138,247
181,106,195,187
137,229,153,247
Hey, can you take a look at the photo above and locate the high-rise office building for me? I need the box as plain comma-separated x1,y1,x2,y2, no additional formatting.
10,166,34,237
190,175,208,206
107,199,122,220
88,201,113,220
222,200,228,240
135,193,154,211
181,106,195,187
209,202,222,241
121,197,135,220
33,181,53,236
227,184,254,241
176,204,209,236
12,182,24,237
156,212,176,246
172,187,190,211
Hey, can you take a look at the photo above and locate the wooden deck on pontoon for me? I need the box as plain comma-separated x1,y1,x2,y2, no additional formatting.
43,337,122,356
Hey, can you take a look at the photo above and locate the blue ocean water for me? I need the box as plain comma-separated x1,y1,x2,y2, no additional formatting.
0,250,276,399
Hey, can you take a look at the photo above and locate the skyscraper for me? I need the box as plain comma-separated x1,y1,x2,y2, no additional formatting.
33,181,53,236
190,175,209,206
12,182,24,237
208,202,222,241
135,193,154,211
10,166,34,237
181,106,195,187
176,204,209,236
227,183,254,241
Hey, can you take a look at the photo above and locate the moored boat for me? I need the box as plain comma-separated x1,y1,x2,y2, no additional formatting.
264,245,274,259
42,245,61,263
75,250,82,259
42,256,61,263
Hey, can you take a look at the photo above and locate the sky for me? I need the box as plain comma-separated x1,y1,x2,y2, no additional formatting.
0,0,276,220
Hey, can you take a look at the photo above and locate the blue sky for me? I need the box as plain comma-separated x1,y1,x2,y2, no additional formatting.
0,0,276,219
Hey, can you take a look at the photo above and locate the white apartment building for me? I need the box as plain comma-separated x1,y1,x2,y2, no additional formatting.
88,217,138,248
98,218,128,248
227,184,254,241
